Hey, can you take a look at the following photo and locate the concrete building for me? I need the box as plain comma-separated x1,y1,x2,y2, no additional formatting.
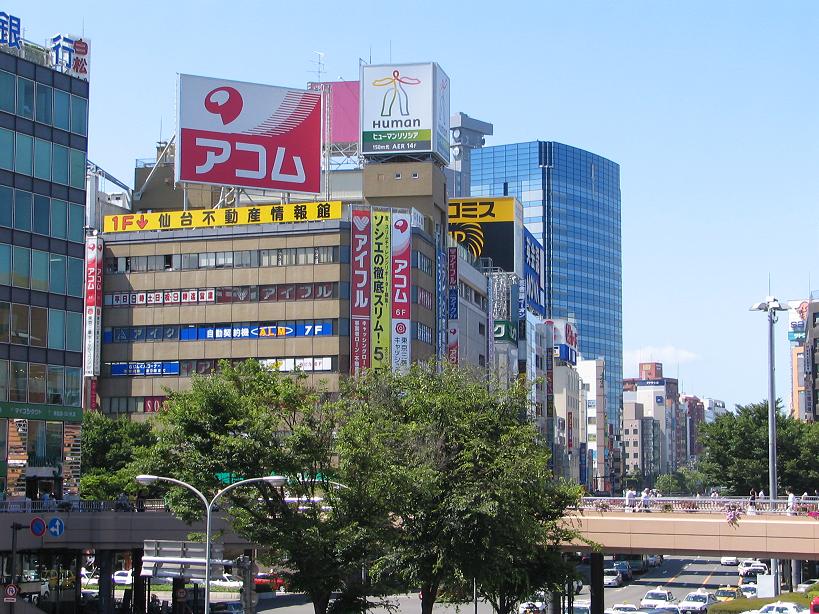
553,361,581,482
623,362,682,474
0,31,89,498
680,394,706,461
622,401,661,485
702,398,727,423
801,298,819,421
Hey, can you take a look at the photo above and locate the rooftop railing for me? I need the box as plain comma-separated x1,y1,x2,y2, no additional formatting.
576,496,819,516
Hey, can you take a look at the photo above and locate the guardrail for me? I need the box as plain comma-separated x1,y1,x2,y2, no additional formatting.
577,496,819,516
0,499,168,513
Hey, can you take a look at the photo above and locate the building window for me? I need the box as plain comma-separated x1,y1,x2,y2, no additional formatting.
9,361,27,402
14,133,33,176
34,139,52,181
0,303,8,343
17,77,34,119
65,312,83,352
35,83,53,125
53,89,70,131
32,196,50,236
49,254,67,295
10,304,28,345
30,307,47,348
69,149,86,189
28,364,46,404
48,309,65,350
11,246,29,288
47,366,64,405
50,199,68,239
0,128,13,170
71,95,88,136
0,70,14,112
52,144,69,185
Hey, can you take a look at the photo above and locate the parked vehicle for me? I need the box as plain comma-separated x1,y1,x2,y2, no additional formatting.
603,569,623,588
646,555,664,567
739,602,809,614
721,556,739,566
739,585,757,599
738,559,768,577
605,603,639,614
640,589,676,609
210,602,243,614
209,574,243,589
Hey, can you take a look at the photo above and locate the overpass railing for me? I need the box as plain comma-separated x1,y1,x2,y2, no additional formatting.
577,496,819,516
0,498,167,513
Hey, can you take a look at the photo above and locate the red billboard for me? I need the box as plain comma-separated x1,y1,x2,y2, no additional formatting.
83,236,103,377
307,80,360,145
177,74,321,193
350,207,372,374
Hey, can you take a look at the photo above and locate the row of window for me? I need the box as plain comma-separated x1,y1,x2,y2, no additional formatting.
0,188,85,242
101,396,166,415
0,245,84,296
0,302,83,351
104,282,345,307
104,319,339,343
0,129,87,188
457,281,488,311
0,71,88,135
104,356,338,377
105,246,344,274
0,359,82,406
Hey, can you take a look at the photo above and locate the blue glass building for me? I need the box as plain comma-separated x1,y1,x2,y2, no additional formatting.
471,141,622,433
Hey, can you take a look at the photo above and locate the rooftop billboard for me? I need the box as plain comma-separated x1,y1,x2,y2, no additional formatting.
448,196,520,275
360,62,449,163
177,74,322,193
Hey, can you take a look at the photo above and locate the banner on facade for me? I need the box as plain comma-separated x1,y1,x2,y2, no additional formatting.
371,210,391,369
350,207,372,374
391,212,411,371
83,236,103,377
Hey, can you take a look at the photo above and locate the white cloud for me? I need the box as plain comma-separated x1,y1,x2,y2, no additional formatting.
623,345,700,376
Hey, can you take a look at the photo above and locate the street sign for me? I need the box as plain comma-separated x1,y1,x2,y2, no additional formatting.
47,517,65,538
4,584,19,602
30,517,46,537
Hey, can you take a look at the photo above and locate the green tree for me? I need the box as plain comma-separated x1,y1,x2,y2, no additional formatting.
698,400,819,495
140,360,382,614
334,364,582,614
654,473,680,495
80,411,156,499
676,466,706,495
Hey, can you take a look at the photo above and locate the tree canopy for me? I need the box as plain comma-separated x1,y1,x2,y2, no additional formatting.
334,364,581,614
698,400,819,496
80,410,156,499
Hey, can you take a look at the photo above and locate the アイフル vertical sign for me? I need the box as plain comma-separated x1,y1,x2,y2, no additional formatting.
350,207,372,374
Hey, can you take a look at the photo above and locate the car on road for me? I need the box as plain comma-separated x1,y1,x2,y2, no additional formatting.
209,574,243,590
738,559,768,576
112,570,133,585
646,555,664,567
613,561,633,581
721,556,739,566
739,585,757,599
603,569,623,587
714,586,743,602
572,601,591,614
254,572,285,592
640,589,676,609
604,603,639,614
678,590,717,614
519,592,547,614
740,602,809,614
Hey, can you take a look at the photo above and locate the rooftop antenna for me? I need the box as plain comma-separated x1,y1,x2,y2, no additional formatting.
311,50,325,82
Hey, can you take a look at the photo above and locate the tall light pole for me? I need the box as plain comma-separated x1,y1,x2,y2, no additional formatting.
136,474,286,614
750,296,788,595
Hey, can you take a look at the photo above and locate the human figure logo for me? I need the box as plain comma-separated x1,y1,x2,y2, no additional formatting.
372,70,421,117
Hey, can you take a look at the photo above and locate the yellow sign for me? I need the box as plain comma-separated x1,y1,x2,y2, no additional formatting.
371,210,391,369
448,197,515,223
103,201,342,233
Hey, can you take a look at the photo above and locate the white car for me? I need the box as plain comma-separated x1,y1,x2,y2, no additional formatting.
112,570,133,585
739,585,757,599
738,559,768,576
678,590,717,614
573,602,591,614
720,556,739,566
646,554,663,567
640,589,676,609
209,574,243,589
80,570,99,586
605,603,639,614
603,569,623,587
741,602,809,614
519,594,547,614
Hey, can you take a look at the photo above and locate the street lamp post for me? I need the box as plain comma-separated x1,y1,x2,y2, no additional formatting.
750,296,788,595
136,474,286,614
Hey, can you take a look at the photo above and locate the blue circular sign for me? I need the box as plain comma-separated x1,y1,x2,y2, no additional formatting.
47,517,64,538
30,517,46,537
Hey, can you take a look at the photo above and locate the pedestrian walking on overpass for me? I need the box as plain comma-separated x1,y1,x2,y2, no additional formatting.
641,488,650,512
787,489,796,515
748,489,757,515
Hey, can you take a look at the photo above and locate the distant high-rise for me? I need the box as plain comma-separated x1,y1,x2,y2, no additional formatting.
471,141,623,433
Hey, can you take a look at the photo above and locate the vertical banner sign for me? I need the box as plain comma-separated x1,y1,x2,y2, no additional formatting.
83,236,103,377
350,208,372,374
371,210,391,369
391,212,412,371
435,243,447,366
447,247,459,364
486,274,494,373
568,411,573,451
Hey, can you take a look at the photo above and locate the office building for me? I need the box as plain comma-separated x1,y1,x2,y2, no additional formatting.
702,397,727,423
577,357,609,492
471,141,623,441
801,298,819,421
680,394,705,461
0,25,89,498
622,401,660,486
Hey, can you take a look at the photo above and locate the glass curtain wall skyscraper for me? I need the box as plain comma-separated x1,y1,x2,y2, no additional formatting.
471,141,622,434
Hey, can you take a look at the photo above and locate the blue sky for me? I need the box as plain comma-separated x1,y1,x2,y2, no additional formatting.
10,1,818,409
